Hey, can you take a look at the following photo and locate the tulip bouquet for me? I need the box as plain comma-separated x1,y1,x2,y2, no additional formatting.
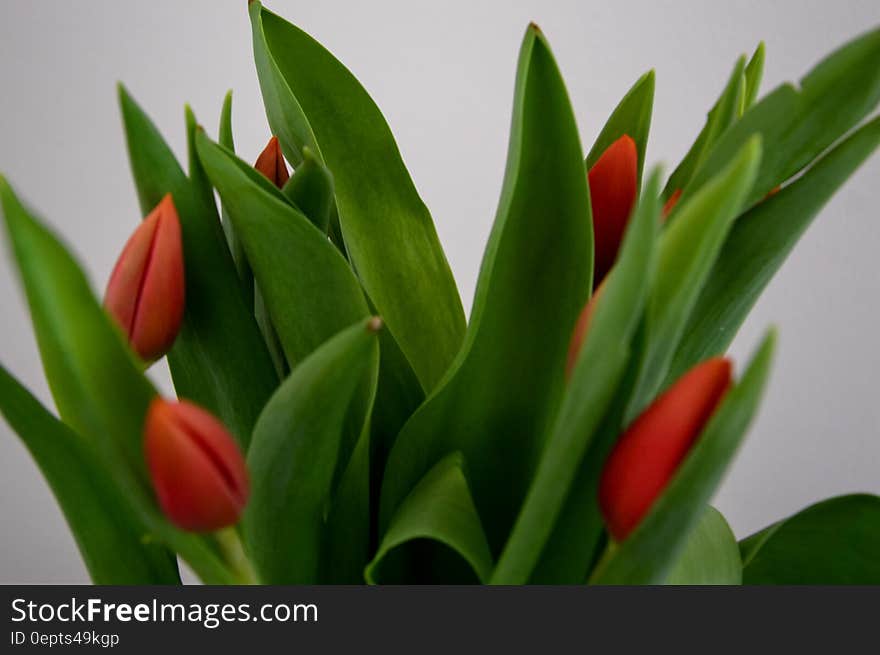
2,3,879,586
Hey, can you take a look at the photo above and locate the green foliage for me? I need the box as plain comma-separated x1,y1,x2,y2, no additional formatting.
1,4,878,585
741,495,880,584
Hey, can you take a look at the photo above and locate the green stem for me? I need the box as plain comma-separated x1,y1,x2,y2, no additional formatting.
586,540,618,584
215,527,258,585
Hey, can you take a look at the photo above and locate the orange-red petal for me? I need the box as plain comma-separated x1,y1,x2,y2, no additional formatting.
104,194,185,362
588,134,638,288
598,357,733,541
144,399,249,532
254,136,290,188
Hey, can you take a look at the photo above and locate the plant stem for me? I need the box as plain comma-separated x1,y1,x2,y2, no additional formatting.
215,527,258,585
586,540,618,584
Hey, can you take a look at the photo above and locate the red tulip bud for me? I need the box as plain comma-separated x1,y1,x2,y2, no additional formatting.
254,136,290,188
565,280,606,380
662,188,682,219
588,134,638,288
104,194,185,362
144,398,249,532
598,357,733,541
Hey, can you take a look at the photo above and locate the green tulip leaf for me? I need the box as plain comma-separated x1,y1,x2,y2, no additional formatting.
217,91,254,305
195,132,369,369
0,180,239,584
491,169,662,584
740,494,880,584
664,506,742,585
250,1,465,392
367,453,493,584
245,319,379,584
626,137,762,422
663,55,746,201
0,177,157,480
281,146,335,234
585,70,655,185
379,25,593,555
118,86,277,447
590,329,776,584
668,115,880,382
0,365,179,584
743,42,766,112
687,27,880,205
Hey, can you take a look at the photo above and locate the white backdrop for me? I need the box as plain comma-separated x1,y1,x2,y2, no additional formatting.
0,0,878,582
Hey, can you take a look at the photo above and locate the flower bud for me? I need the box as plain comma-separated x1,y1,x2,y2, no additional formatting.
662,188,682,219
598,357,732,541
144,398,249,532
565,280,606,380
588,134,638,288
254,136,290,188
104,194,184,362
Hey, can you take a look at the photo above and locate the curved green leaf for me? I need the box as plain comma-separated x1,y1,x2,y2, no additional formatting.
663,55,746,201
586,70,655,184
118,86,277,446
367,453,493,584
244,319,379,584
379,25,593,554
0,179,237,584
250,1,465,392
195,132,370,369
0,365,179,584
743,42,765,112
664,506,742,585
626,137,762,421
491,169,662,584
668,115,880,382
590,329,776,584
217,91,254,305
687,27,880,205
741,494,880,584
282,146,335,234
1,177,155,480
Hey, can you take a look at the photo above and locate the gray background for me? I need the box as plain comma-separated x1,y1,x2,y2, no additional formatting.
1,1,878,583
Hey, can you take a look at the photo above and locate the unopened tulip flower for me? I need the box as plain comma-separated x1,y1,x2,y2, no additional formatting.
588,134,638,287
145,398,249,532
104,193,184,362
254,136,290,188
662,188,682,219
598,357,733,541
565,280,606,380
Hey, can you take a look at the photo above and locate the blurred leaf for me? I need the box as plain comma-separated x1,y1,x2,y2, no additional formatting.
250,1,465,392
664,506,741,584
197,124,369,368
626,137,762,422
668,115,880,383
217,90,254,306
0,177,155,479
0,364,180,584
196,133,373,461
244,319,379,583
380,26,593,554
590,330,776,584
367,453,493,584
687,27,880,205
663,56,746,201
491,169,661,584
743,42,765,111
0,180,239,584
586,70,655,184
741,494,880,584
118,86,277,447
